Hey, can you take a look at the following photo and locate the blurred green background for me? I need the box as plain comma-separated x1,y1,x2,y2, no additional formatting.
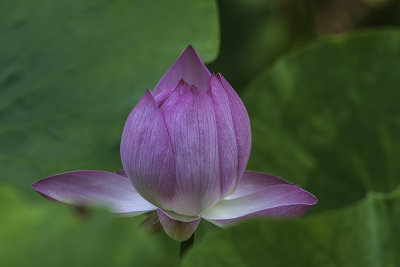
1,0,400,266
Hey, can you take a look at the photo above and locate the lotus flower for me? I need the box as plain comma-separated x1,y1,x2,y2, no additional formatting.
32,46,317,241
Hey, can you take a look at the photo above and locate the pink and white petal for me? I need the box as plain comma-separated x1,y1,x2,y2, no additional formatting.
32,170,156,215
217,73,251,179
202,183,317,227
162,89,221,216
225,171,290,200
210,74,238,197
153,45,211,96
120,90,176,211
157,209,201,242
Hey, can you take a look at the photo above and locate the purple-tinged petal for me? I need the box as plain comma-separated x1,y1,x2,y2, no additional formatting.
157,209,201,242
210,74,238,197
217,73,251,180
225,171,290,200
120,90,176,211
115,169,127,177
202,174,317,226
32,171,156,215
162,88,220,216
153,45,211,96
158,80,191,115
154,79,183,107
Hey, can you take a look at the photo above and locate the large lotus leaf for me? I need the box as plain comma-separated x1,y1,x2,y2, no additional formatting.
208,0,293,90
243,30,400,212
0,185,180,266
180,31,400,266
0,0,219,196
182,185,400,267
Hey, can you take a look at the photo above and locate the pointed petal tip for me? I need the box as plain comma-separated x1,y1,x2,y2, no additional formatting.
209,73,223,92
30,171,157,215
136,88,156,105
31,177,50,194
144,88,154,96
294,186,318,206
183,44,195,52
182,45,204,60
31,180,38,190
202,183,317,227
215,72,224,81
307,192,318,205
153,45,211,95
179,44,201,60
210,73,219,81
31,179,57,202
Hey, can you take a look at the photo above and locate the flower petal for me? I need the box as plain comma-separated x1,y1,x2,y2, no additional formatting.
162,88,221,216
115,169,127,177
31,170,156,215
217,73,251,180
120,90,176,211
158,80,191,115
157,209,201,242
225,171,290,200
153,79,183,107
153,45,211,96
202,173,317,226
210,74,238,197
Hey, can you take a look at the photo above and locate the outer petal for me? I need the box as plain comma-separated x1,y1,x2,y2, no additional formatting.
120,90,176,211
202,172,317,226
158,80,191,115
210,74,238,197
225,171,289,200
153,45,211,96
157,209,201,242
217,73,251,180
32,170,156,215
153,79,183,107
162,88,220,216
115,169,127,177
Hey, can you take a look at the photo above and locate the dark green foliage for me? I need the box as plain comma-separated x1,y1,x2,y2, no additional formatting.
0,0,219,197
1,0,400,266
182,31,400,266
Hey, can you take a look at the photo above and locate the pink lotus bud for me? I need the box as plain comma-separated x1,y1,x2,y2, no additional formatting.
32,46,317,242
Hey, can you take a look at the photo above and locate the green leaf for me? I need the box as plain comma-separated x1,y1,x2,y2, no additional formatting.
0,0,219,196
182,186,400,267
243,30,400,212
181,30,400,267
0,185,179,266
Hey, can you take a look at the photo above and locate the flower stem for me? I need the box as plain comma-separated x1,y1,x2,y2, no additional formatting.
179,233,194,258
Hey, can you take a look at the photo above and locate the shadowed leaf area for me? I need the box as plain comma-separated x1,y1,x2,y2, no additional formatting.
0,185,179,266
2,0,400,265
0,0,219,197
183,186,400,267
244,30,400,212
182,30,400,267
